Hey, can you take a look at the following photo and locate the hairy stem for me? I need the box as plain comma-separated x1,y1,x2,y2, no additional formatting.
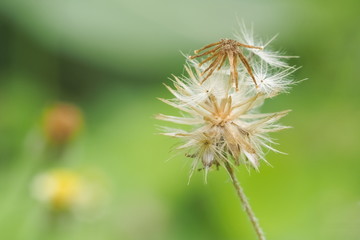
225,162,266,240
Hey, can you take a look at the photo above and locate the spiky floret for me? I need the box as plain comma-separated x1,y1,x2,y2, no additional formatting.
157,67,291,182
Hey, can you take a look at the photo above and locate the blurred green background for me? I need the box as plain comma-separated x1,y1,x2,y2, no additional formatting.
0,0,359,239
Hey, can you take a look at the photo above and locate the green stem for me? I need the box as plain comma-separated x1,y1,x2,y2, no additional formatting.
225,163,266,240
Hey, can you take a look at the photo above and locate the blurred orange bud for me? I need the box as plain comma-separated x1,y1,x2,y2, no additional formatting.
43,103,83,145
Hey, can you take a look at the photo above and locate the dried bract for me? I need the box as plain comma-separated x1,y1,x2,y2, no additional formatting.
190,39,262,90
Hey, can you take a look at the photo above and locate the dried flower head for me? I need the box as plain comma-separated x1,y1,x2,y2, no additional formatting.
157,67,291,183
189,24,297,92
158,25,298,183
190,38,262,90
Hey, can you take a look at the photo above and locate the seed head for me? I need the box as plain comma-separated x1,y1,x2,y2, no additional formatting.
158,25,299,183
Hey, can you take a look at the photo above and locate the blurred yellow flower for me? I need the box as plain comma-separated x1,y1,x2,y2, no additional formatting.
31,169,108,216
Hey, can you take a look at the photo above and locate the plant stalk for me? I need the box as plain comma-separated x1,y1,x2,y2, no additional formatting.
225,162,266,240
